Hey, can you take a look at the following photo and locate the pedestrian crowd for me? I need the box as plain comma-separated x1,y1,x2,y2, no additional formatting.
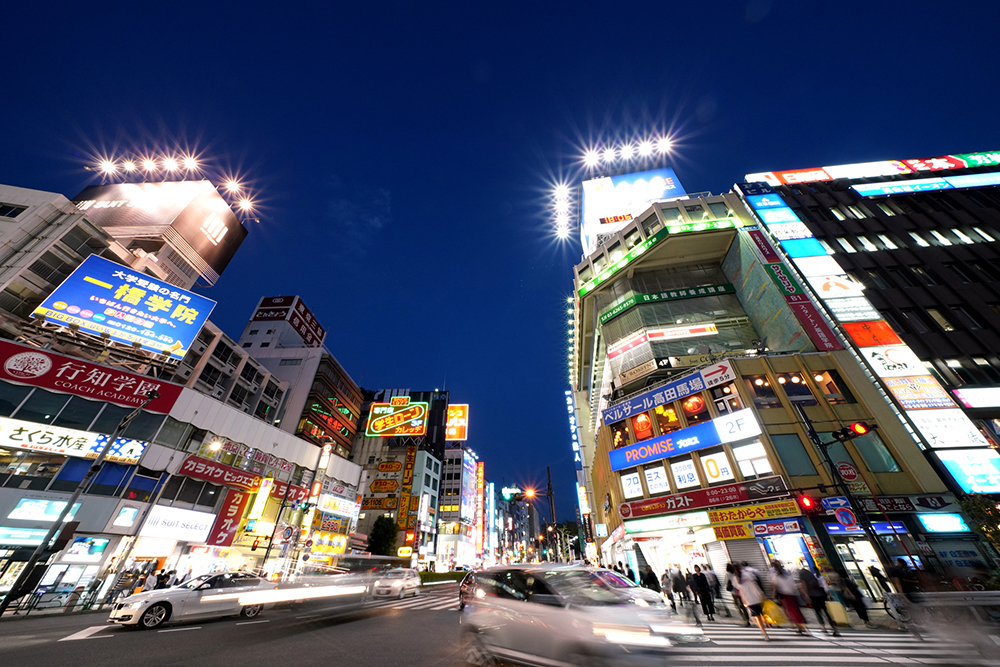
612,556,894,641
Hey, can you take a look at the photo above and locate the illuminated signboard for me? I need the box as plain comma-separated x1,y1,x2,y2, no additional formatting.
859,346,929,379
319,493,360,517
624,511,710,533
842,321,903,347
460,451,478,523
853,171,1000,198
884,376,955,410
665,219,738,235
0,415,148,464
31,254,215,359
936,449,1000,494
7,498,81,523
825,297,882,322
63,536,111,563
581,168,686,254
745,151,1000,187
251,295,326,347
445,404,469,441
364,396,428,437
906,410,991,448
916,513,970,533
599,284,735,325
0,527,49,546
475,461,485,557
646,323,719,342
609,409,762,471
139,506,214,542
247,478,273,520
953,387,1000,409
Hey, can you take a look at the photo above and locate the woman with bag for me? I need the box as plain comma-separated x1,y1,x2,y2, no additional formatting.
771,560,809,635
837,568,876,628
726,563,749,626
737,563,770,641
799,564,840,636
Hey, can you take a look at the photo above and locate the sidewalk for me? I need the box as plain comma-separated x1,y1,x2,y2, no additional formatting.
671,597,904,634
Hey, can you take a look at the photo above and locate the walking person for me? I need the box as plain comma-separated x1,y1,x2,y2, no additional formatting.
693,565,715,621
869,565,890,595
624,563,636,584
614,561,624,575
142,570,158,593
737,563,770,641
705,564,727,617
838,568,876,629
641,565,661,593
660,570,676,612
771,560,808,635
671,566,687,604
726,563,750,626
685,569,699,605
799,564,840,636
165,570,178,587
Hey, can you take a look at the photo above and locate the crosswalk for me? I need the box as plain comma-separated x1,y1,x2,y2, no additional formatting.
664,623,1000,665
363,586,460,612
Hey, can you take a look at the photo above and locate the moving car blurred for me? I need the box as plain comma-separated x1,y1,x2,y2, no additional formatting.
462,564,705,666
108,572,276,629
459,570,477,609
372,568,421,599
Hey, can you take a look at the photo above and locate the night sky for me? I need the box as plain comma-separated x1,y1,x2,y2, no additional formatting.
2,3,999,521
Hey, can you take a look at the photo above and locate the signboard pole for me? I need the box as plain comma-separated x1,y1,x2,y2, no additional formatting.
793,404,892,570
0,389,160,617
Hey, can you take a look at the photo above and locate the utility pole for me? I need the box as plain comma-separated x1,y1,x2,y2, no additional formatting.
0,390,160,617
794,404,892,570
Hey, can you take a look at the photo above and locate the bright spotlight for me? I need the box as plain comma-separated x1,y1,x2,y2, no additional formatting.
183,157,198,170
554,184,570,201
620,144,634,160
554,201,569,215
142,159,157,171
225,180,241,193
238,198,254,212
99,160,117,174
638,141,654,157
557,227,570,239
656,137,672,153
584,150,600,167
163,157,179,171
555,213,569,226
123,160,137,172
602,148,616,163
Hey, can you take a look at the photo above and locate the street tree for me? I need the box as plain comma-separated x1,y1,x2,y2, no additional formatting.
367,516,399,556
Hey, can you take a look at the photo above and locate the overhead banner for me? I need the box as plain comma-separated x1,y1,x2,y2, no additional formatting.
713,522,754,540
603,362,737,425
206,489,251,547
0,340,182,413
619,475,788,519
31,254,216,359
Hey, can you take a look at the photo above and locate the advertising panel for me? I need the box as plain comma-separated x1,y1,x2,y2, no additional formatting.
598,284,735,325
362,497,398,510
7,498,80,522
700,451,735,484
319,494,360,517
0,415,148,464
369,479,399,494
884,376,955,409
859,346,929,379
618,475,788,519
752,518,805,536
603,363,728,425
250,296,325,346
475,462,485,557
177,455,308,503
671,459,700,489
397,446,417,530
31,254,216,359
0,527,48,546
206,489,251,547
713,522,753,540
62,536,111,563
935,449,1000,494
952,388,1000,409
906,409,991,448
916,513,970,533
365,397,429,437
621,472,643,498
459,451,477,523
608,409,761,471
445,404,469,441
623,511,710,533
0,340,182,413
842,321,903,347
72,181,247,277
706,499,800,524
140,505,215,543
826,297,882,322
580,168,685,253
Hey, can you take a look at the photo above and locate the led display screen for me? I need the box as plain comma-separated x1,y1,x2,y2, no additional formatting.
936,448,1000,494
581,168,686,253
460,451,478,523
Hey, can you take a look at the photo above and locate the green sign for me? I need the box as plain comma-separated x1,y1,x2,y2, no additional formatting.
599,283,736,325
578,219,737,298
764,262,804,296
954,152,1000,168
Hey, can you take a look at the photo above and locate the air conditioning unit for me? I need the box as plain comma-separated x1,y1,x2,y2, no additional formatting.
213,388,224,398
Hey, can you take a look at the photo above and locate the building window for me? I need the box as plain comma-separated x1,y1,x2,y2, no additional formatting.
680,394,711,425
249,330,259,335
876,202,896,216
653,404,680,434
858,236,878,252
708,203,731,219
929,230,953,246
952,306,985,330
926,308,956,331
877,234,899,249
732,440,773,480
946,263,975,283
847,205,867,219
970,261,1000,282
745,376,781,409
888,267,914,287
973,227,996,242
776,373,818,406
260,342,270,348
811,370,856,405
854,431,901,473
0,204,27,218
769,434,817,476
863,269,889,290
953,229,976,244
836,238,857,253
242,342,252,348
368,456,375,464
909,266,938,286
900,309,931,333
828,207,847,221
279,358,303,366
266,329,275,334
610,421,630,449
908,232,931,247
710,383,742,415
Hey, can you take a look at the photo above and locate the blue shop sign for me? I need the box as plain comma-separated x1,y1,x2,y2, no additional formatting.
602,370,706,425
824,521,906,535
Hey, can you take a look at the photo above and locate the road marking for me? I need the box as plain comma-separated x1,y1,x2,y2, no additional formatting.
236,620,270,625
158,626,202,633
59,626,113,641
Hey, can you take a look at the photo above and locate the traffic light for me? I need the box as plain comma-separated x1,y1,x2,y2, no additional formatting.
797,494,821,515
832,422,874,442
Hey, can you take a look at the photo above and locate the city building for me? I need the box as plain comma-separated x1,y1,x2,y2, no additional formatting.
568,164,992,600
436,444,479,569
237,296,362,461
352,389,450,566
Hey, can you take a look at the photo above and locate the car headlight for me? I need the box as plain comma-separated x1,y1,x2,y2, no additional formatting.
125,600,146,609
374,580,381,587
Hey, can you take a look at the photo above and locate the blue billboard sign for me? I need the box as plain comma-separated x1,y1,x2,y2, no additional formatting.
852,171,1000,198
602,367,707,425
31,255,216,359
935,448,1000,494
581,168,686,254
824,521,906,535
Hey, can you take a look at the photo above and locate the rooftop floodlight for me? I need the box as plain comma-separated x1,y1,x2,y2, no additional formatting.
638,141,654,157
554,184,570,201
142,159,157,171
183,156,198,170
163,157,179,172
602,148,616,164
238,198,254,212
123,160,137,172
557,227,571,239
584,150,601,167
99,160,117,174
556,212,569,225
225,180,241,193
620,144,634,160
554,201,569,215
656,136,672,153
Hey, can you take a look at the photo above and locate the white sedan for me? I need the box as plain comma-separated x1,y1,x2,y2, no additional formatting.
108,572,276,629
371,568,421,599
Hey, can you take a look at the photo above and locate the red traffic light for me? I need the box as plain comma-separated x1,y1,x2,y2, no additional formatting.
832,421,875,442
849,422,869,436
799,495,814,509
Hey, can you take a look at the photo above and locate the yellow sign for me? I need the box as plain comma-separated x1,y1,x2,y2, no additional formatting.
712,522,753,540
397,546,413,557
707,499,800,525
247,478,273,520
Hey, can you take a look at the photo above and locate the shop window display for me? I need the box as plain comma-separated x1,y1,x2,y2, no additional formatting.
630,412,654,441
654,404,680,434
1,449,66,489
681,393,710,425
611,421,631,449
745,376,781,409
776,373,818,406
811,370,856,405
711,383,742,414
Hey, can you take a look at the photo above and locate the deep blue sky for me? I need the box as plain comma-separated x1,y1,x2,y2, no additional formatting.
2,2,999,521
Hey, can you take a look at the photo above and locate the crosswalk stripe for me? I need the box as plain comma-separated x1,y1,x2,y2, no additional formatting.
59,626,113,642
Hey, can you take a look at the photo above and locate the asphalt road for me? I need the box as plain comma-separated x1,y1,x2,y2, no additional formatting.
1,584,997,667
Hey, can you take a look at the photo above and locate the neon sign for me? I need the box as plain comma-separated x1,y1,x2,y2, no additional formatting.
365,396,428,437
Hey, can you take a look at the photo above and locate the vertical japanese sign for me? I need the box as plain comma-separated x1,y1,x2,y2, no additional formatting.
207,489,251,547
445,404,469,441
475,461,485,558
397,446,416,530
31,254,215,359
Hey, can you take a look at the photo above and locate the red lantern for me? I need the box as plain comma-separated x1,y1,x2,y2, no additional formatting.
683,395,705,414
631,413,653,440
